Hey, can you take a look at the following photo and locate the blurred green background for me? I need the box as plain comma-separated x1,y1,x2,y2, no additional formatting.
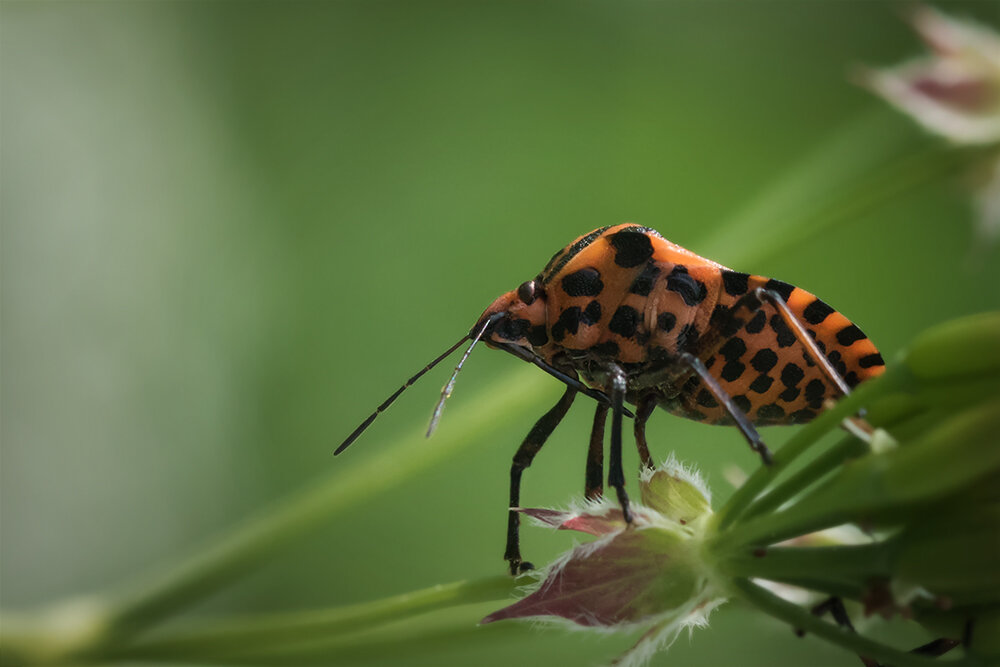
3,1,999,665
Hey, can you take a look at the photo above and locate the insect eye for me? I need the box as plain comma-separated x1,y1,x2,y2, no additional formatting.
517,280,538,305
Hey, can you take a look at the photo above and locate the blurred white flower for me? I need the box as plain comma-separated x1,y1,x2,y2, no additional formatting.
863,6,1000,144
861,6,1000,241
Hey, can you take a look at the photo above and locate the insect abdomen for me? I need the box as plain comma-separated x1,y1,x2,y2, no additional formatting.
675,271,885,426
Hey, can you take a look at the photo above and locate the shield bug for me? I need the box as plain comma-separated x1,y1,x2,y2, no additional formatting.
335,224,884,574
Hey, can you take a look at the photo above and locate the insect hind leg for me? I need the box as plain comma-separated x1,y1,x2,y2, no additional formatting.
804,596,962,667
504,385,577,575
680,352,773,464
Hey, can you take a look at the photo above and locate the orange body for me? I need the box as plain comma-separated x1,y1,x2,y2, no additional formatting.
480,224,884,426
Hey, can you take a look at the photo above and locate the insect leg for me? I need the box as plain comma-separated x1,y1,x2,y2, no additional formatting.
504,385,577,575
607,364,633,523
585,404,608,501
633,394,658,472
680,352,773,464
753,288,852,397
496,342,630,413
804,597,961,667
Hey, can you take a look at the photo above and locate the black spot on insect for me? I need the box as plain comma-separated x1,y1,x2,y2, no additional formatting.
551,307,581,342
696,388,718,408
657,312,677,332
582,300,602,326
836,324,866,346
590,341,619,357
722,271,750,296
711,305,744,338
721,359,746,382
802,299,834,325
648,346,671,363
858,352,884,368
749,374,774,394
609,305,640,338
745,310,766,334
750,349,778,373
757,403,785,421
764,279,795,302
561,268,604,297
780,363,804,388
609,230,654,268
779,386,801,402
732,394,752,413
666,267,707,306
629,262,660,296
770,315,796,347
805,379,825,407
635,330,651,345
790,408,816,423
527,325,549,347
704,356,716,370
827,350,847,377
685,408,708,421
496,317,531,341
677,323,699,350
719,337,747,362
844,371,860,388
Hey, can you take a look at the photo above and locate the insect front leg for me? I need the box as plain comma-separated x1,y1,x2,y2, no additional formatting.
585,404,608,501
679,352,773,464
504,385,577,575
607,363,633,524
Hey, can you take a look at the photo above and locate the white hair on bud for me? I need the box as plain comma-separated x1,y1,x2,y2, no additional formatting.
639,452,712,506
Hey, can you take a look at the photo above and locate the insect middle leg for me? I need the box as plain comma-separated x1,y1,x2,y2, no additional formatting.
633,394,658,472
504,385,577,575
585,404,608,501
680,352,773,464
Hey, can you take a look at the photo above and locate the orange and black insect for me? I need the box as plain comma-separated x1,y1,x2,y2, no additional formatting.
335,224,884,574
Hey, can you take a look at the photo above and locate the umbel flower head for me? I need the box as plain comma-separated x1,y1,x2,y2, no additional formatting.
860,5,1000,241
483,313,1000,667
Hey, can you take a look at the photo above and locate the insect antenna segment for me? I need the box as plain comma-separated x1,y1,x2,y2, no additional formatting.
427,313,505,437
333,332,474,455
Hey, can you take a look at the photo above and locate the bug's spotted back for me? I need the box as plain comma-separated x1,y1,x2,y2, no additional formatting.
480,224,884,427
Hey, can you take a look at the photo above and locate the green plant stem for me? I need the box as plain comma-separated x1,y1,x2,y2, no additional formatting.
731,578,972,667
714,365,910,531
717,397,1000,551
719,543,891,584
122,604,523,666
736,435,868,523
112,576,521,662
101,366,553,643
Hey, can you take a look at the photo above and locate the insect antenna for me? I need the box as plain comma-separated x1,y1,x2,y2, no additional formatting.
426,312,504,437
334,333,476,455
